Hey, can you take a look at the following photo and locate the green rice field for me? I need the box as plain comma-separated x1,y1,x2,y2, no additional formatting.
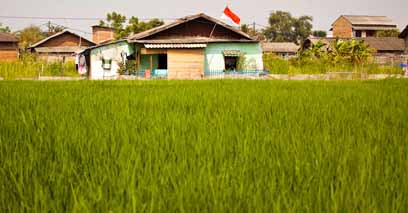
1,80,408,211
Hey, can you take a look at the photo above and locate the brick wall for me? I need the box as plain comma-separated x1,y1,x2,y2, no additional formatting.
332,17,353,38
92,26,115,44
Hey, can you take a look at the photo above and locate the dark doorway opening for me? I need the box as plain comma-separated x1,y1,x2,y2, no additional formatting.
158,54,168,69
224,56,238,71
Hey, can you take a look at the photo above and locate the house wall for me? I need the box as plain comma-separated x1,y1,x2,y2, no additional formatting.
167,49,205,79
89,41,134,79
38,53,75,62
0,42,18,61
405,35,408,54
205,43,263,71
332,17,353,38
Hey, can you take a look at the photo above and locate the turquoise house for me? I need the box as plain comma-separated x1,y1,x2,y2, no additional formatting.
85,13,263,79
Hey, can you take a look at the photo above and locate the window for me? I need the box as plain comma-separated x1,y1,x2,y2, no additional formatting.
224,56,238,71
223,50,241,71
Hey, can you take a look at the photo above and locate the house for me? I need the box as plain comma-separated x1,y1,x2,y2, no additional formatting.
0,32,19,61
331,15,397,38
92,25,115,44
83,13,263,80
261,42,299,58
29,30,95,62
399,25,408,54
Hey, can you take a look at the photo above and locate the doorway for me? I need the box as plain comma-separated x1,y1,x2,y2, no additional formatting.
158,54,168,69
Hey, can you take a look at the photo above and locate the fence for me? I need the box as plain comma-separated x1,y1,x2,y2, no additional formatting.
204,70,269,79
121,69,168,80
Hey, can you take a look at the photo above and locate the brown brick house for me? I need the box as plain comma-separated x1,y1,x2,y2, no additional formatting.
0,32,19,61
399,25,408,53
331,15,397,38
29,30,95,62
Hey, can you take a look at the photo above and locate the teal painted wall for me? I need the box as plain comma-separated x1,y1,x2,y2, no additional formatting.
205,43,263,71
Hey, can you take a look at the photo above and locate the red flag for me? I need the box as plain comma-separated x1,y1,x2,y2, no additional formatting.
221,6,241,26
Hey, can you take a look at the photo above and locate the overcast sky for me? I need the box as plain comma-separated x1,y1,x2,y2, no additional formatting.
1,0,407,39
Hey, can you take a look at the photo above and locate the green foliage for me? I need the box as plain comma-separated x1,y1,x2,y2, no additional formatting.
376,29,400,37
14,25,46,50
263,11,313,43
118,60,138,75
1,80,408,211
45,21,66,36
236,53,247,71
0,23,11,33
264,39,400,74
99,12,164,39
263,53,290,74
0,59,78,80
239,24,265,40
312,30,327,38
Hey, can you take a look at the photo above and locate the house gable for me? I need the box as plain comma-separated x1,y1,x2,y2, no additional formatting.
30,30,95,49
129,13,254,43
332,16,353,38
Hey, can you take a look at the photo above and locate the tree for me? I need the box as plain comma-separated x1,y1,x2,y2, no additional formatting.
240,24,265,40
0,23,11,33
312,30,327,38
99,12,164,39
376,29,400,37
14,26,46,50
45,22,65,36
263,11,313,44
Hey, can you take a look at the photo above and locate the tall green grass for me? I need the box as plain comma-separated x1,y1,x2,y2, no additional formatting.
263,54,405,74
0,61,79,80
0,80,407,211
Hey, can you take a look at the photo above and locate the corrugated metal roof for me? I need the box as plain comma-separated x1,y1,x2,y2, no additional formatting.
352,26,397,30
262,42,299,53
342,15,396,27
223,50,241,56
34,46,87,53
136,38,258,44
145,43,207,48
0,32,18,42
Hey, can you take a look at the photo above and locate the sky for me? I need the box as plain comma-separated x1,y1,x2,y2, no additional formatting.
1,0,407,39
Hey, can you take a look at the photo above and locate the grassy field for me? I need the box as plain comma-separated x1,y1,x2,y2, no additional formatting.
0,80,407,212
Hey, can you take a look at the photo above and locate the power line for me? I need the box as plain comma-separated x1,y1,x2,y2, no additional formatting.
0,15,178,21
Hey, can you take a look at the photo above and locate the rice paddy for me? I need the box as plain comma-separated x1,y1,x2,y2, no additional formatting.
0,80,407,212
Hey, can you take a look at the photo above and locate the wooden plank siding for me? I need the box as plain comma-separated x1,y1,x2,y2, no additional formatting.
0,49,18,61
167,49,204,79
38,33,94,48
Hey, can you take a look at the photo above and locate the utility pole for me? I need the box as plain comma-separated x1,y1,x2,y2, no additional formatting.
252,22,256,33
